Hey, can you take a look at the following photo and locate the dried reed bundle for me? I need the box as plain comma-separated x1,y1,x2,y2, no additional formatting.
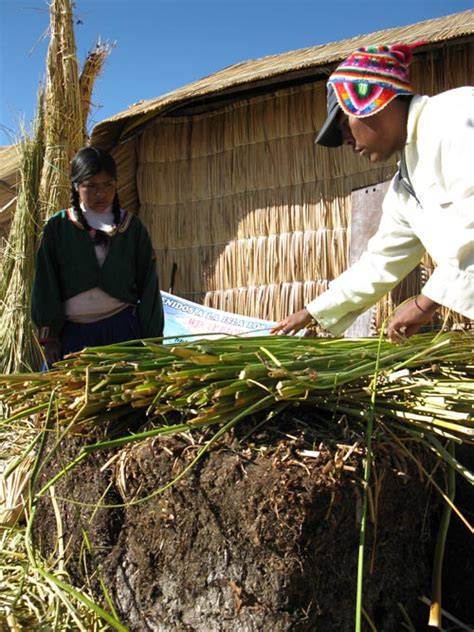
0,405,37,528
0,456,34,527
0,2,116,374
0,146,20,240
39,0,84,220
0,94,44,374
79,40,113,138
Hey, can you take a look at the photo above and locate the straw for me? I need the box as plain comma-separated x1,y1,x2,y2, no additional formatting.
0,92,44,374
39,0,84,220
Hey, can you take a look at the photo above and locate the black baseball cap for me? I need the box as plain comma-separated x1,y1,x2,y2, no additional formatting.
315,84,343,148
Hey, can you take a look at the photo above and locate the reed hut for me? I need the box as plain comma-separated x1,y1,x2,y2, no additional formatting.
91,11,473,333
0,145,19,251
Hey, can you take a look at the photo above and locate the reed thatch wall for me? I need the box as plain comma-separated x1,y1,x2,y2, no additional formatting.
111,140,139,214
93,11,474,147
0,145,19,250
109,38,472,330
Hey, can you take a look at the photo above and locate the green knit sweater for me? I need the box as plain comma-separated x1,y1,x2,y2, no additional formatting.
32,209,164,338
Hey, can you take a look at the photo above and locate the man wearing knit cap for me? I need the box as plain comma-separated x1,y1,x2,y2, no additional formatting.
271,43,474,341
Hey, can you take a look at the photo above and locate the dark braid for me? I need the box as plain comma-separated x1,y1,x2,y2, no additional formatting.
71,185,91,231
112,192,122,227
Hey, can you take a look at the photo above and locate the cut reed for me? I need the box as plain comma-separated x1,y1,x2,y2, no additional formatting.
1,331,472,629
1,331,472,482
0,93,44,374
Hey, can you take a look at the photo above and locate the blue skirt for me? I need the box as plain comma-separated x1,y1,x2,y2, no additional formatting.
61,306,140,357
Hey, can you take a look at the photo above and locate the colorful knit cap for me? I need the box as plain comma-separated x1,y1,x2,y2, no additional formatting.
328,44,415,118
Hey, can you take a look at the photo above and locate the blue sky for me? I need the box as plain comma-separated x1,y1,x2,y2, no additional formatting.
0,0,471,145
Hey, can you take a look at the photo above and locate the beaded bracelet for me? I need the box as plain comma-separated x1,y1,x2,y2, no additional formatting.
414,296,429,314
39,338,59,345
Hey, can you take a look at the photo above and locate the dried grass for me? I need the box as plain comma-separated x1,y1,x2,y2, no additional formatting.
0,0,113,373
0,145,20,221
0,94,44,373
39,0,84,220
0,457,34,527
79,40,113,137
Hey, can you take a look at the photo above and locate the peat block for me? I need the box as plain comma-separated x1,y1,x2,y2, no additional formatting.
33,420,473,631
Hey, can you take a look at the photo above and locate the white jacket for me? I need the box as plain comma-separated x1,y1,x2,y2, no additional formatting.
306,87,474,335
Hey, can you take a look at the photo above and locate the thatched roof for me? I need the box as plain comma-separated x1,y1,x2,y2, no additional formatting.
92,10,473,148
0,145,19,227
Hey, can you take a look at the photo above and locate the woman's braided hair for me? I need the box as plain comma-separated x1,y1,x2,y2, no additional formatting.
70,146,122,244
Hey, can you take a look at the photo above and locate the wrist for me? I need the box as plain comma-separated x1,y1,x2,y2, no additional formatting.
38,327,59,345
304,307,318,326
414,295,438,314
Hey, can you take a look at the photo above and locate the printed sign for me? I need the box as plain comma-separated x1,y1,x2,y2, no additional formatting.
161,291,276,343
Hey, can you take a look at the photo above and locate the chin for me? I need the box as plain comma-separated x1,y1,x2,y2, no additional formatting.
369,153,385,163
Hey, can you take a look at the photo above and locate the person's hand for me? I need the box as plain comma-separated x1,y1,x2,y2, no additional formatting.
42,338,61,367
386,296,439,343
270,308,314,335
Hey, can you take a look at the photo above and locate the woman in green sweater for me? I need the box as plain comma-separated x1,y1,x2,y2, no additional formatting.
32,146,164,366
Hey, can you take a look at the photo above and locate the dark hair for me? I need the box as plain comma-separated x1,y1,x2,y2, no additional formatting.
71,146,117,183
70,146,121,242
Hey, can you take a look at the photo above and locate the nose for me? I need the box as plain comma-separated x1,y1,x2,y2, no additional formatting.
95,185,108,196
